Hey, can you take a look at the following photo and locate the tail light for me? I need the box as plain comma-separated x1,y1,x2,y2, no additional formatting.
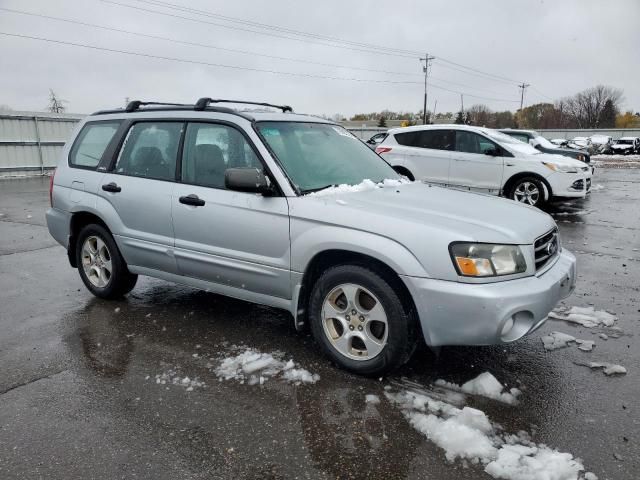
49,169,56,207
375,146,392,154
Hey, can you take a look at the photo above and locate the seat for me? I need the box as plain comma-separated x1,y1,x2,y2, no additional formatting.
131,146,172,179
194,144,226,188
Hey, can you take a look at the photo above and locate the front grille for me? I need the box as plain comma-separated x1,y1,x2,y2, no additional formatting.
586,178,592,191
571,179,584,190
534,228,559,271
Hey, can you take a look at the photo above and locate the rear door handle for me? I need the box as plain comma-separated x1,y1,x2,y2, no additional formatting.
506,163,515,166
102,182,121,193
179,194,205,207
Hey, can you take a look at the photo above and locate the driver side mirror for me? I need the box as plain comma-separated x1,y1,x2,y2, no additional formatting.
225,168,275,195
484,147,501,156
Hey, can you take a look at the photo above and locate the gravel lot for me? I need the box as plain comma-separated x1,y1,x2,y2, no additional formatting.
0,169,638,479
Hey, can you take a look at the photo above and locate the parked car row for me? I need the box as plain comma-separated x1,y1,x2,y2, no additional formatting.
47,98,577,375
547,135,640,155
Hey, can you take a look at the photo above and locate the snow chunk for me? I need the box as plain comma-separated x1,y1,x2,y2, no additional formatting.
436,372,521,405
549,306,617,328
588,362,627,376
365,394,381,405
575,340,595,352
214,348,319,385
387,389,586,479
307,178,410,197
541,331,576,350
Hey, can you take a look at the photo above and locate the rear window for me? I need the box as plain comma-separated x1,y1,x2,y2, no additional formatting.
69,121,121,168
395,130,453,150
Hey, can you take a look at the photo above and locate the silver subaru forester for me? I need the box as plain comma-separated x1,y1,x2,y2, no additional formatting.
46,98,576,375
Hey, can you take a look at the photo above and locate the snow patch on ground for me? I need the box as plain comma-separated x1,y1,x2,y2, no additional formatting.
150,368,205,391
387,389,591,479
365,394,381,405
587,362,627,376
307,178,410,197
541,332,596,352
435,372,521,405
214,348,319,385
549,306,617,328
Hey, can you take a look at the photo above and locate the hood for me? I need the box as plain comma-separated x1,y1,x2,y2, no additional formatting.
289,182,556,278
538,154,588,168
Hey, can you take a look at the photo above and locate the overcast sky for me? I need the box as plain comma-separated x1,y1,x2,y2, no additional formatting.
1,0,638,117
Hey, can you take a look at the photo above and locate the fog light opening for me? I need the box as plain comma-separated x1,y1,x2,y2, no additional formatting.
501,317,515,337
500,310,535,342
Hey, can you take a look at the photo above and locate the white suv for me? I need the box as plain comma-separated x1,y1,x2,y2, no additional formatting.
376,125,593,207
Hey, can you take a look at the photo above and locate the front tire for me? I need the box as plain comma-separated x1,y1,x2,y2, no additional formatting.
507,176,546,208
76,224,137,299
308,265,416,376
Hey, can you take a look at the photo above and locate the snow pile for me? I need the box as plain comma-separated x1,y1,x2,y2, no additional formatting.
307,178,410,197
587,362,627,376
435,372,521,405
387,389,593,480
151,369,205,392
549,306,617,328
214,348,319,385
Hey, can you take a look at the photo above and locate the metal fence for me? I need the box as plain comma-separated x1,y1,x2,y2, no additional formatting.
537,128,640,140
0,111,83,176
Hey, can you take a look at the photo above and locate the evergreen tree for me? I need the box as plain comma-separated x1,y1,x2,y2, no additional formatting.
599,99,617,128
377,116,387,128
454,111,464,124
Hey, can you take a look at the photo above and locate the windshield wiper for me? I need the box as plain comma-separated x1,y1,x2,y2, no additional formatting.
300,184,336,194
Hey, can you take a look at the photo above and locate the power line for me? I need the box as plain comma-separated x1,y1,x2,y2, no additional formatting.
102,0,527,87
0,7,421,77
0,31,522,104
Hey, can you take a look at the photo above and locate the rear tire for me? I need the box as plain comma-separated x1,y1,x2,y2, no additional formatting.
308,264,416,376
507,176,546,208
76,224,137,299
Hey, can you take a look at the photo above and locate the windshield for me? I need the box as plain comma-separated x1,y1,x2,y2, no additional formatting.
616,139,633,145
256,122,399,193
484,129,541,154
534,135,556,149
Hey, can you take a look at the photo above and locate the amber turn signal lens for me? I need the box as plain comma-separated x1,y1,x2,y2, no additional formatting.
456,257,478,276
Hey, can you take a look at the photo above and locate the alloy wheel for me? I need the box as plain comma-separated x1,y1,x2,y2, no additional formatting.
81,235,112,288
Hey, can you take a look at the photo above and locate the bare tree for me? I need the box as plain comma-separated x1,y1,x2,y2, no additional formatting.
467,104,492,126
562,85,623,128
47,89,68,113
0,104,12,112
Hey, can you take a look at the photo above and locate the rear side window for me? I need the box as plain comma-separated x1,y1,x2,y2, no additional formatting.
114,122,183,181
395,130,453,150
181,122,262,189
69,121,121,168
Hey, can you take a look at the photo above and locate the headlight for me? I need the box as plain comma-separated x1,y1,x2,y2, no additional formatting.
542,162,579,173
450,243,527,277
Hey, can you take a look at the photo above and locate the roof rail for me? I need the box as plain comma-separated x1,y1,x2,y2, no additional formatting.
194,98,293,113
125,100,191,112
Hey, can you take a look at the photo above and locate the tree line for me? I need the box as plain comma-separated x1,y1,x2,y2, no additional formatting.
347,85,640,130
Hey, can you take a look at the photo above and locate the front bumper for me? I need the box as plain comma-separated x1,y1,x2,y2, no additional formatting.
401,249,576,346
547,171,593,198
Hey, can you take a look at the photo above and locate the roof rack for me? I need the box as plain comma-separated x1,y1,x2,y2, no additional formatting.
194,98,293,113
125,100,191,112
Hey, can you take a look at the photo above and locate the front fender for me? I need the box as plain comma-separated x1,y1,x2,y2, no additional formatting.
291,223,430,278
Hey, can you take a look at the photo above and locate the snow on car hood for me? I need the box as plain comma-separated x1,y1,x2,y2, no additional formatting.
289,181,556,278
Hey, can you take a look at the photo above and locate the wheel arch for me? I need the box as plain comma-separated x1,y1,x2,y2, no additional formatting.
294,249,418,333
502,172,553,202
68,211,111,267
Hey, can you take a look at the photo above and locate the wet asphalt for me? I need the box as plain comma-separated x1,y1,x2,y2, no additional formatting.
0,171,638,480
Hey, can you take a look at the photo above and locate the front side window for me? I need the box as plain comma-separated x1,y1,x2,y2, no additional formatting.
455,131,499,154
257,122,398,193
69,121,121,168
509,133,530,144
181,123,261,189
114,122,183,181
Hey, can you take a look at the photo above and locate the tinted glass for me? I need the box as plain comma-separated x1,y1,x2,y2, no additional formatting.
257,122,398,193
181,123,261,189
395,130,453,150
115,122,183,181
69,121,120,168
455,131,500,154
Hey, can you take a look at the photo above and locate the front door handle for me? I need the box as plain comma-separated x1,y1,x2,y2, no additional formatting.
179,194,205,207
102,182,121,193
505,163,515,167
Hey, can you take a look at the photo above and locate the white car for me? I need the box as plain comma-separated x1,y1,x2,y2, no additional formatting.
611,137,639,155
376,125,592,207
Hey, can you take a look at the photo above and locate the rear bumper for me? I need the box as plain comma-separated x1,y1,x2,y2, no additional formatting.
45,207,71,249
402,249,576,346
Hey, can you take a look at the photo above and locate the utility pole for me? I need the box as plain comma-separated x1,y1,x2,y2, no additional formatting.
420,53,435,124
518,82,530,110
